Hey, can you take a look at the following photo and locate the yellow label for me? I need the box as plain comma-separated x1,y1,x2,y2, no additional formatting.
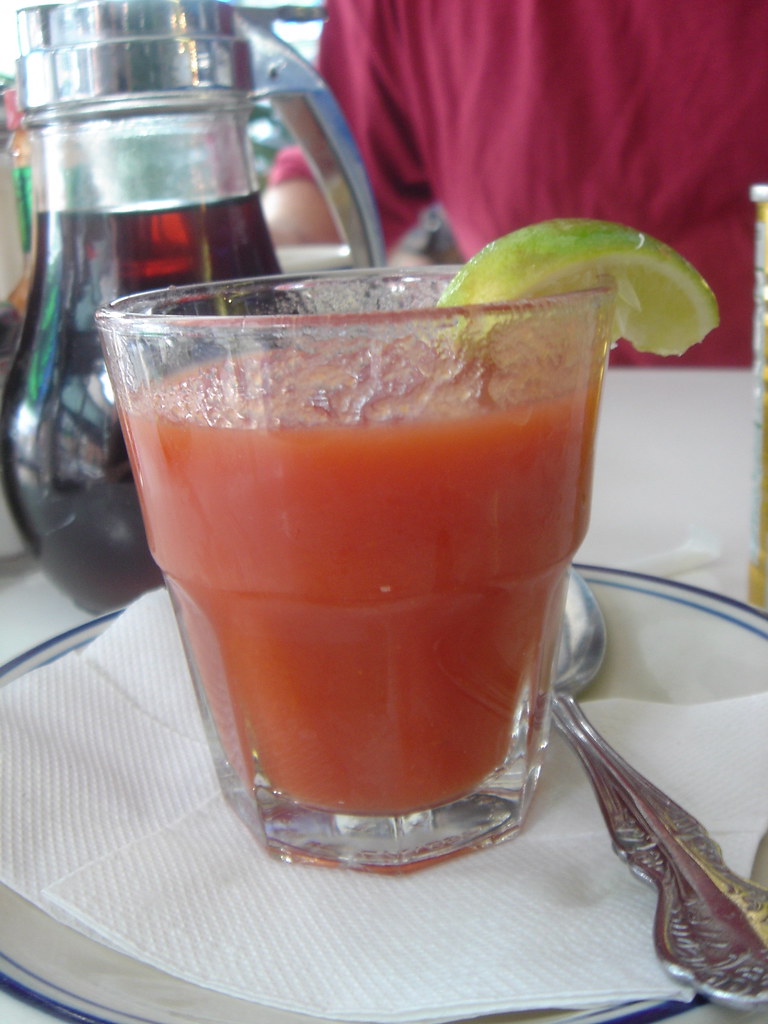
749,199,768,607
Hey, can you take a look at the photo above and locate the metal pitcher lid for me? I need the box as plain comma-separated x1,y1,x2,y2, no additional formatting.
16,0,256,112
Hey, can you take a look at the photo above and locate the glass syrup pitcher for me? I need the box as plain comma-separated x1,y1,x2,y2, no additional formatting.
0,0,384,613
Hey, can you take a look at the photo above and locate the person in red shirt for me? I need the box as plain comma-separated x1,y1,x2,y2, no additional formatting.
264,0,768,367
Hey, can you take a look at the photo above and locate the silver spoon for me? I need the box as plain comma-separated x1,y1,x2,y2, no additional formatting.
556,570,768,1009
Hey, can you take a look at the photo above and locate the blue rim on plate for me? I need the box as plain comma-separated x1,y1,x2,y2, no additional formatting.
1,566,766,1024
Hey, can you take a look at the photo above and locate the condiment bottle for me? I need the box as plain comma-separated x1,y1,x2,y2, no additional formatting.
0,86,26,307
0,0,383,612
2,87,33,315
750,184,768,608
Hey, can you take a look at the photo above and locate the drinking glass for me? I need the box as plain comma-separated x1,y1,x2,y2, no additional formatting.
97,269,614,871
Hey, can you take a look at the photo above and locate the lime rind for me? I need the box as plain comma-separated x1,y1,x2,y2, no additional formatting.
437,219,719,356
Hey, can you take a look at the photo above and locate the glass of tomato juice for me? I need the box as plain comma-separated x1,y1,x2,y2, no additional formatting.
96,269,615,871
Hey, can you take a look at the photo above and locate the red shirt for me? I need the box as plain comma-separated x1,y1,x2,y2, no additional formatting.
270,0,768,367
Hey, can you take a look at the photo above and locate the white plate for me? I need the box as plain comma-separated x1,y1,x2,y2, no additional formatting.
1,566,767,1024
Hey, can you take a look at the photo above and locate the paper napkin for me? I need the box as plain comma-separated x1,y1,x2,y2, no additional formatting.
2,588,768,1023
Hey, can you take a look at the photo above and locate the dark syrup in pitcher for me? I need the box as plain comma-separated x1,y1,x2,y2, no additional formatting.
1,193,280,612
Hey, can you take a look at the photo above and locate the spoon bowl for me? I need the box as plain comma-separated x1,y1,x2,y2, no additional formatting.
557,568,607,694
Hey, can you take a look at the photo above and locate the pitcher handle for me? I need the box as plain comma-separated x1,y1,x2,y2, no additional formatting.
234,8,386,268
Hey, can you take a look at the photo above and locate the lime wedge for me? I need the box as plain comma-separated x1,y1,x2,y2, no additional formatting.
437,219,719,355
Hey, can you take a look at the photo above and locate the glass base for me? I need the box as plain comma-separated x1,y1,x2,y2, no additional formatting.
259,788,537,871
217,760,543,872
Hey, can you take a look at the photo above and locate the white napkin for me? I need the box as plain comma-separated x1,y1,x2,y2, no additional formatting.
2,588,768,1023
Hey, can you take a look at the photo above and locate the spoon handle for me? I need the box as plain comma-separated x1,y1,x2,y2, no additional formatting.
552,692,768,1008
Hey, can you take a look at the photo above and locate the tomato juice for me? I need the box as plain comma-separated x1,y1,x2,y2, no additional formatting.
123,344,600,817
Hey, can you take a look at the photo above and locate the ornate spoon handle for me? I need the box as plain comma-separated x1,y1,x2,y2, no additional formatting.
553,692,768,1008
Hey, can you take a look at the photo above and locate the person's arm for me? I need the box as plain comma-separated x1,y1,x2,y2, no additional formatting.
261,178,342,247
263,1,432,255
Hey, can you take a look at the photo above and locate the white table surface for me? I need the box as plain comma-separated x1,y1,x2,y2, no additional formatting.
0,366,765,1024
